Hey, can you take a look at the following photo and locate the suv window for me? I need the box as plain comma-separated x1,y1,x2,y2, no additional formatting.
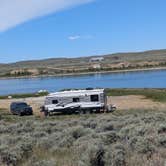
16,103,28,107
73,98,80,102
52,100,58,104
90,95,99,102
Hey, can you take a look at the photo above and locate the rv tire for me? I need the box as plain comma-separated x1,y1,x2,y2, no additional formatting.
79,109,85,114
19,112,23,116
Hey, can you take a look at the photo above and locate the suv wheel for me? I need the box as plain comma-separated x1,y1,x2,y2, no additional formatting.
19,112,23,116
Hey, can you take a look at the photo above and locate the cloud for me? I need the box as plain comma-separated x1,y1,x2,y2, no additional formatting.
68,35,93,40
0,0,94,32
68,35,81,40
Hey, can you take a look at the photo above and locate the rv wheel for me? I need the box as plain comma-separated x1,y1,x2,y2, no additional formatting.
85,109,92,114
19,112,23,116
79,110,85,114
106,105,117,113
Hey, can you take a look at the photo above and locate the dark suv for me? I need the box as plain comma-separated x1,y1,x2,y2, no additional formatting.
10,102,33,116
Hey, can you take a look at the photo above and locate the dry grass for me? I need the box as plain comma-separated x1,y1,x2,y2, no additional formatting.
108,95,166,111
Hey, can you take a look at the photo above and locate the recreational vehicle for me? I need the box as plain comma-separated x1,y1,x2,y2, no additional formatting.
41,89,116,116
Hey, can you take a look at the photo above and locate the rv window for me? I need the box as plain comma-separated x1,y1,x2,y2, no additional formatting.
91,95,99,102
52,100,58,104
73,98,80,102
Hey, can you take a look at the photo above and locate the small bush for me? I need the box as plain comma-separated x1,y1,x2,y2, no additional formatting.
96,122,114,133
31,160,56,166
105,143,126,166
133,137,156,154
100,131,119,145
36,137,55,150
81,119,97,129
158,124,166,134
158,135,166,148
68,126,91,139
79,143,105,166
32,131,48,138
58,135,75,148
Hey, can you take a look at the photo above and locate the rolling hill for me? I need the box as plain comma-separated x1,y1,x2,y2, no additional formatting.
1,49,166,77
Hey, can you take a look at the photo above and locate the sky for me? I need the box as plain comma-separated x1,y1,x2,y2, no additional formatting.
0,0,166,63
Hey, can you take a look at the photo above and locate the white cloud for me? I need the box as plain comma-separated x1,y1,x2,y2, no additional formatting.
0,0,94,32
68,35,93,40
68,35,81,40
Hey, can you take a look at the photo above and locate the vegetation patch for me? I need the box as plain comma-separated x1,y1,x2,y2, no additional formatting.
0,92,48,99
0,109,165,166
106,88,166,102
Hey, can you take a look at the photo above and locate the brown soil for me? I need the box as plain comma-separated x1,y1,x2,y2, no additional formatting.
108,95,166,111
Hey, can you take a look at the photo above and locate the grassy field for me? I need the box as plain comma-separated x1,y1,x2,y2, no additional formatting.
106,88,166,102
0,92,48,99
0,108,165,166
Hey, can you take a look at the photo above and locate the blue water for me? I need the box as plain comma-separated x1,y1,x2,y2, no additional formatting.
0,70,166,95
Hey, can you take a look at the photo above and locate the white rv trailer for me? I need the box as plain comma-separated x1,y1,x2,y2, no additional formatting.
41,89,116,115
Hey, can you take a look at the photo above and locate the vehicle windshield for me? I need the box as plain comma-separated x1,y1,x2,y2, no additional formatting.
17,103,28,107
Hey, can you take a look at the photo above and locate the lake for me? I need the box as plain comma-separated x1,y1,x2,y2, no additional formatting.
0,69,166,95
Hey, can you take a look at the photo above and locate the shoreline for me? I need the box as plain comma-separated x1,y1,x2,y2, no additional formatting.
0,66,166,80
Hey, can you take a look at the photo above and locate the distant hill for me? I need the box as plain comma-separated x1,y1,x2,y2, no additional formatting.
1,49,166,77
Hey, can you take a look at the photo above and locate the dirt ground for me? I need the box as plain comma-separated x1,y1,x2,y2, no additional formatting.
0,97,45,115
0,95,166,115
108,95,166,111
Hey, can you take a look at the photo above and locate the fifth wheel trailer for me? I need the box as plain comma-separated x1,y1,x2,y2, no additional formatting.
41,89,116,116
